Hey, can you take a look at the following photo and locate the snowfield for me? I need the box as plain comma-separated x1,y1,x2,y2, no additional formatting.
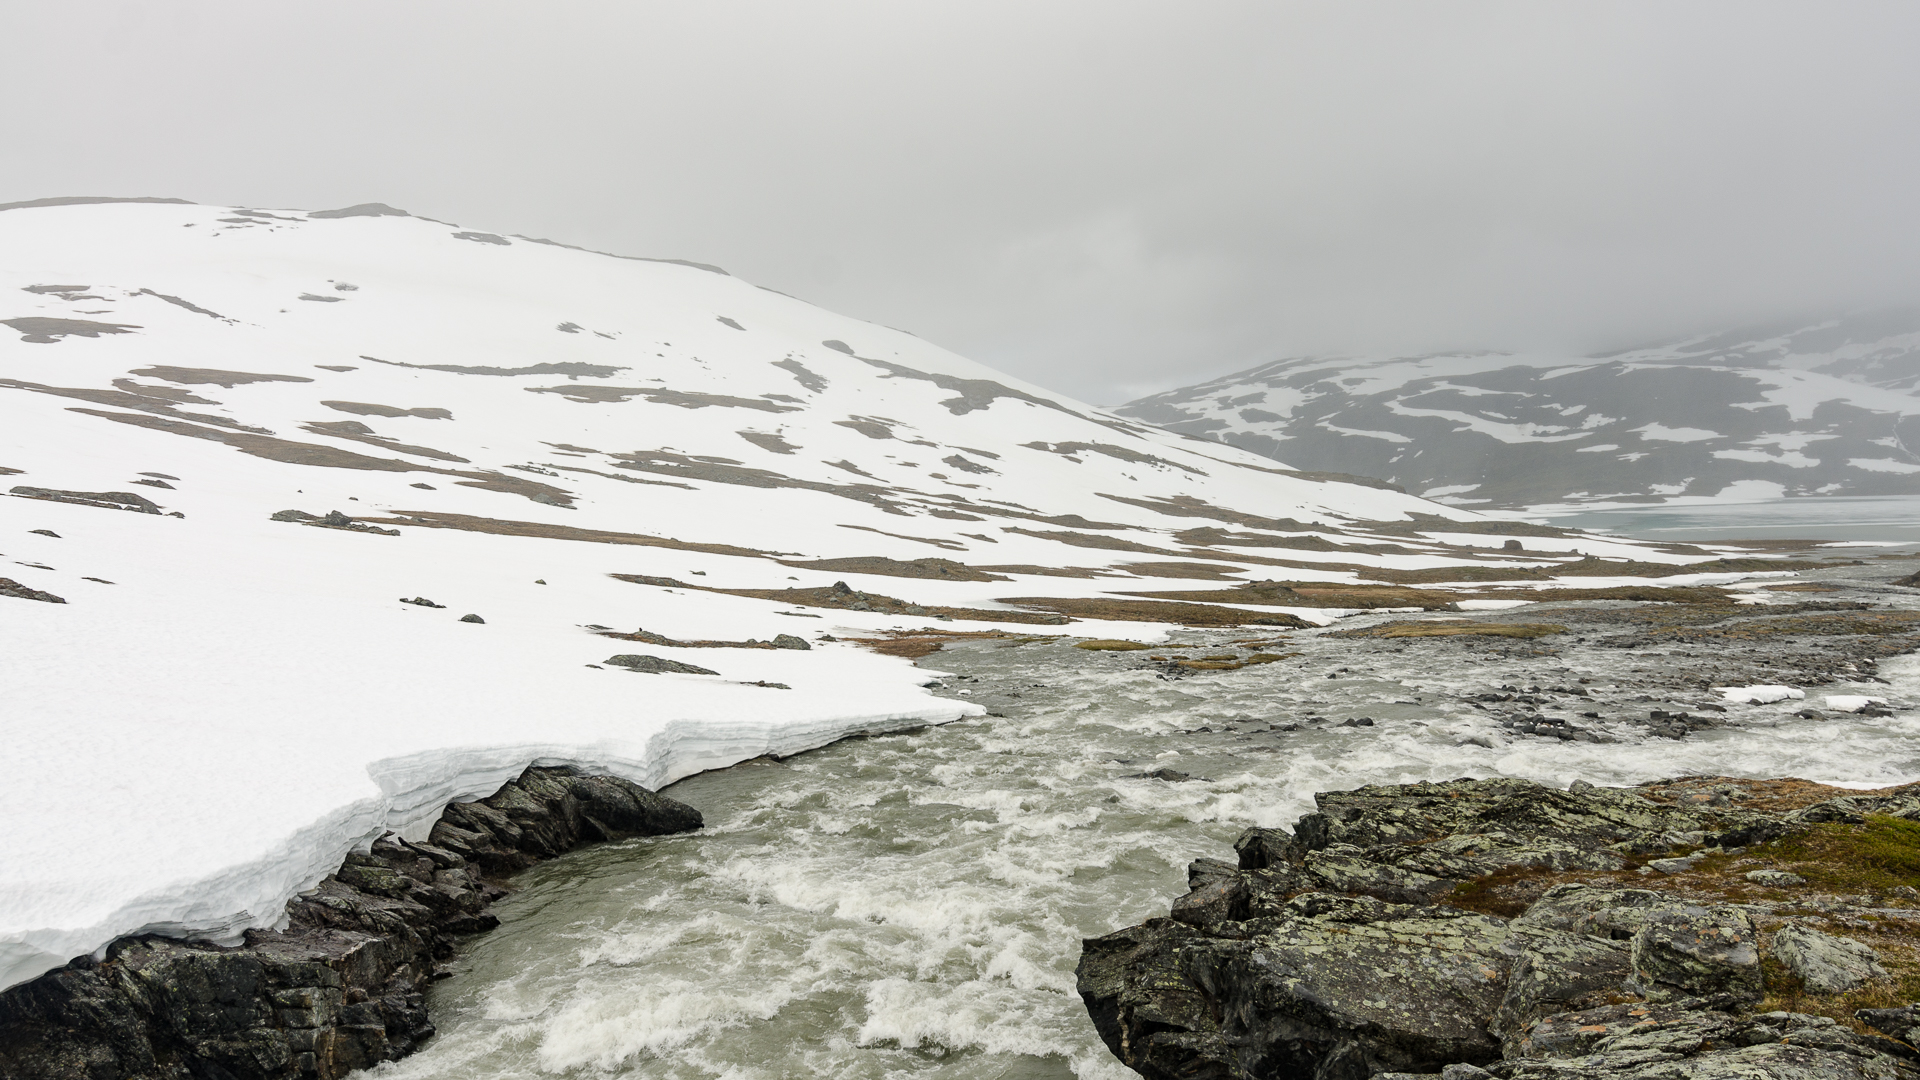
0,197,1771,992
1119,311,1920,510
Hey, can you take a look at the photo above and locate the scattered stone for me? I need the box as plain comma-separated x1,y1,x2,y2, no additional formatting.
603,654,720,676
771,634,810,650
10,485,162,514
0,577,65,604
28,529,58,538
1645,855,1700,874
401,597,446,608
1340,716,1376,727
1772,924,1887,994
459,614,485,624
271,508,318,521
1745,868,1806,887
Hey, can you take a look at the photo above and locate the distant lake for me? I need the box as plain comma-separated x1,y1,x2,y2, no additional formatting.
1535,495,1920,544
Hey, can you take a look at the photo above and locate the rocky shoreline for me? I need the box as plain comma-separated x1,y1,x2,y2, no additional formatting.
0,767,701,1080
1078,774,1920,1079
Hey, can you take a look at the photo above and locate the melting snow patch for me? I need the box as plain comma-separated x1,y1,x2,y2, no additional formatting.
1825,696,1888,712
1717,685,1805,704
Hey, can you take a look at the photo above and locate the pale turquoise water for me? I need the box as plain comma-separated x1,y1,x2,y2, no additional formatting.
1539,495,1920,543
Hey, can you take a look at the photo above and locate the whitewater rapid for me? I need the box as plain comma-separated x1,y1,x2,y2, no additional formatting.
363,592,1920,1080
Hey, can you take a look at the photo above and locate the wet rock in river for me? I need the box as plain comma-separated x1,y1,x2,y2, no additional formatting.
0,767,700,1080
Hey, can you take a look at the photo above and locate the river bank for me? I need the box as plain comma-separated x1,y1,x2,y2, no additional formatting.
328,554,1920,1079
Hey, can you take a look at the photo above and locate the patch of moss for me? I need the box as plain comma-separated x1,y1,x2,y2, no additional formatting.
1073,639,1150,651
1765,815,1920,893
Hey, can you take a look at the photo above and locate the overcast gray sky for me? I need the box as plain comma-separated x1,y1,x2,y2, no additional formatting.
4,2,1918,404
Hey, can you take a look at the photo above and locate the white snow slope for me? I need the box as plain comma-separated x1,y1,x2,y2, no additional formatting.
0,198,1734,993
1119,310,1920,511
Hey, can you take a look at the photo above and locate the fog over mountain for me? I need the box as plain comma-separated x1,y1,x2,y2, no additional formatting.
2,2,1918,405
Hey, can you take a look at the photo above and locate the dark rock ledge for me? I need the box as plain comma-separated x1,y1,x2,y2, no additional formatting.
1079,776,1920,1080
0,766,701,1080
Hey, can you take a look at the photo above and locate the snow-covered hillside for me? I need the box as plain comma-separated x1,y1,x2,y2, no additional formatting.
0,197,1745,993
1118,311,1920,511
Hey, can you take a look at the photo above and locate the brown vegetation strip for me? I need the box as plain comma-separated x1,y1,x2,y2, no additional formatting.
1327,620,1566,639
994,596,1311,627
776,556,1012,582
2,377,271,433
845,629,1043,659
299,421,470,463
1125,581,1462,609
362,512,776,557
1115,561,1249,580
129,366,313,387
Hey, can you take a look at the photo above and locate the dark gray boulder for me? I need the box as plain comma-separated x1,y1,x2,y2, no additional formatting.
0,766,699,1080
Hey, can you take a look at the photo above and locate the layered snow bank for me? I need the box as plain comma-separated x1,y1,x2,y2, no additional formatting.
0,497,977,991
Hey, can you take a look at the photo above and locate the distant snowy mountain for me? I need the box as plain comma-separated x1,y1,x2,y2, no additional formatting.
1118,311,1920,510
0,197,1767,993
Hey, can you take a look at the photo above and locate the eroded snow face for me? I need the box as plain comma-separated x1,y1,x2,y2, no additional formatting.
1117,313,1920,511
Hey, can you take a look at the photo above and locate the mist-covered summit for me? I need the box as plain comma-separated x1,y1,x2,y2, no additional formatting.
1118,311,1920,511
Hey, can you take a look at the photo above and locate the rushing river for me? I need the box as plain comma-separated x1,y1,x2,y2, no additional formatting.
372,580,1920,1079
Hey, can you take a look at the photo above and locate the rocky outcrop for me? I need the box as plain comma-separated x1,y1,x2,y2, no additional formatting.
0,766,700,1080
1078,777,1920,1080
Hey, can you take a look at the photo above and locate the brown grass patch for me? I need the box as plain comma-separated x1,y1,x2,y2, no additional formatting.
845,629,1049,658
1328,621,1565,639
1116,561,1250,580
1074,640,1151,651
1126,582,1461,609
368,513,772,557
995,596,1311,627
777,556,1011,582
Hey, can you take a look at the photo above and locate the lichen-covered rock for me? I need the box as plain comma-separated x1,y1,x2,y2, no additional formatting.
1628,903,1762,1004
1858,1004,1920,1044
1493,923,1631,1047
1509,1003,1919,1078
1512,884,1668,941
1083,775,1920,1080
1080,893,1513,1079
0,766,700,1080
1773,924,1887,995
